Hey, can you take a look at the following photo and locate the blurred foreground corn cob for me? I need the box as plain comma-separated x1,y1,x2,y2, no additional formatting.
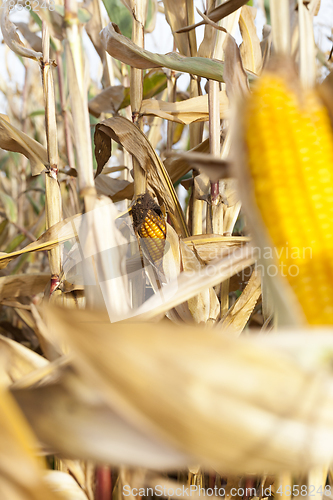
132,193,166,265
243,68,333,325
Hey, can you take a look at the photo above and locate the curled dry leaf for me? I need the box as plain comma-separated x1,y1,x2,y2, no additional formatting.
0,114,48,176
140,90,229,125
16,22,43,53
40,305,333,473
94,116,188,236
0,3,43,60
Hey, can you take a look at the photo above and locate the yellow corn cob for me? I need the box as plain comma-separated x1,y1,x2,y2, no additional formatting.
244,71,333,325
139,210,166,263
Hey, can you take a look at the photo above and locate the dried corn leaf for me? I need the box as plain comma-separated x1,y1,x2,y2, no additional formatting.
76,196,130,316
223,34,249,100
0,387,62,500
16,22,43,53
163,0,192,56
183,235,250,264
176,0,249,34
94,116,188,236
136,244,255,320
179,240,219,323
42,306,333,473
43,471,89,500
0,335,48,388
95,175,133,201
239,6,262,74
13,366,191,469
163,138,210,183
100,23,226,82
164,151,229,181
0,115,48,176
1,3,42,60
88,85,125,118
0,214,80,269
219,267,261,334
0,273,50,301
140,90,229,124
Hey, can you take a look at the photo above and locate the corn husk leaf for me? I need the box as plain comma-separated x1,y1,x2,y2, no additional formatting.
298,0,316,88
37,305,333,473
94,116,188,236
269,0,290,55
140,90,229,124
0,115,48,176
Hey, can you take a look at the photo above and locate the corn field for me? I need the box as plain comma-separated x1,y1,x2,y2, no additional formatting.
0,0,333,498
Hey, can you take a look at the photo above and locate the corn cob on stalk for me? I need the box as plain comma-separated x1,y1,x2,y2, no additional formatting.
132,193,166,265
243,69,333,325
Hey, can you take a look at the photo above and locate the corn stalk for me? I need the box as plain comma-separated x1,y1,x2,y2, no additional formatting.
41,23,62,293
